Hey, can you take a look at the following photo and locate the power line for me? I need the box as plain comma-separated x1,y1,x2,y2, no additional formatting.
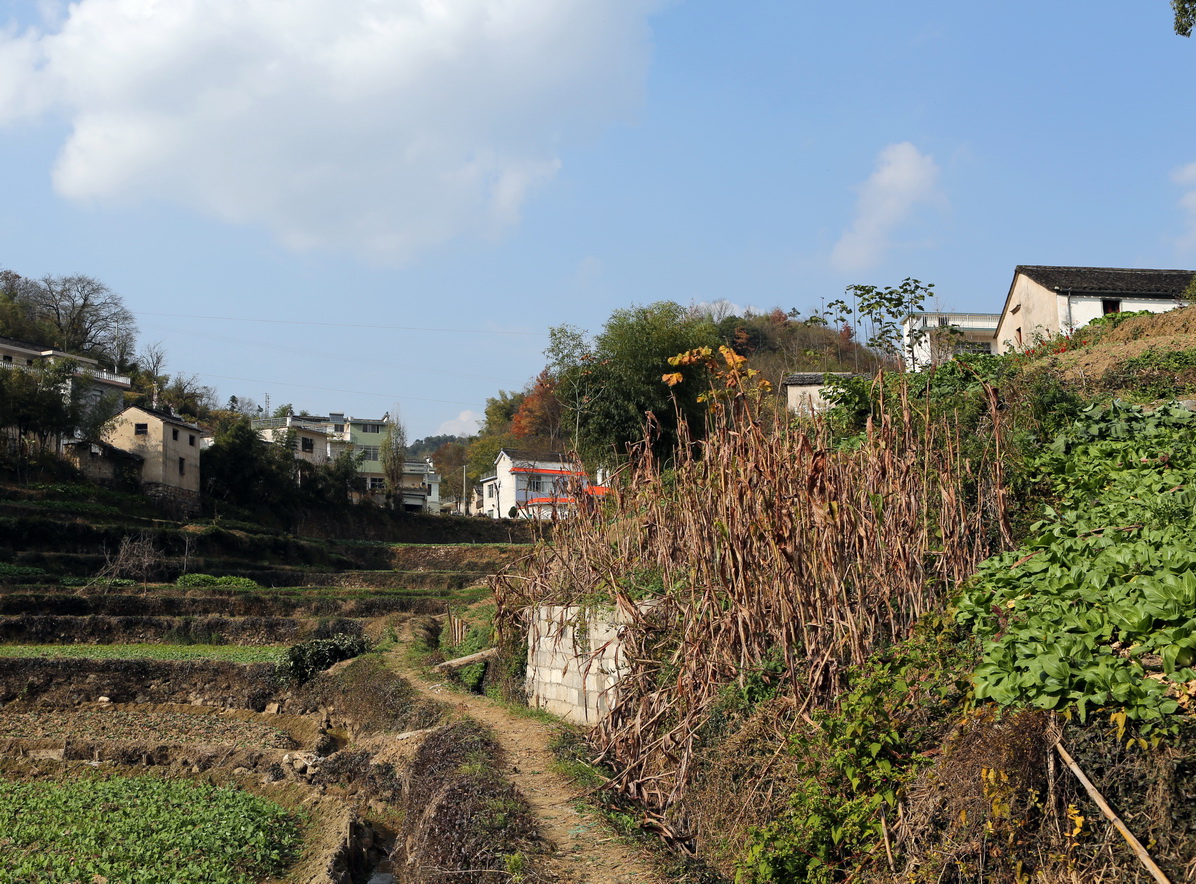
142,322,524,385
137,311,545,336
198,372,484,408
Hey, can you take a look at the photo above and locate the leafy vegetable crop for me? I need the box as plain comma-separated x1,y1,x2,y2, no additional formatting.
0,643,284,663
958,401,1196,732
0,774,302,883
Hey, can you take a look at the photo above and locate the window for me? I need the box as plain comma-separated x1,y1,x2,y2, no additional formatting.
369,477,385,490
333,424,344,433
178,457,186,475
189,435,196,447
1015,327,1022,346
2,355,11,363
172,428,179,441
487,484,495,498
134,423,148,436
301,437,314,453
1102,299,1122,315
359,423,381,434
360,446,379,461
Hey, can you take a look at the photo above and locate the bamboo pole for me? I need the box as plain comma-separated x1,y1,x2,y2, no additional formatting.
1054,741,1171,884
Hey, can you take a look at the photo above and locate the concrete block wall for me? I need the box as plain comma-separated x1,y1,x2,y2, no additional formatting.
525,605,627,726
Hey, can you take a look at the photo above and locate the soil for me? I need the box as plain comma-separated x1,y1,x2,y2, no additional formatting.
1048,305,1196,383
384,650,664,884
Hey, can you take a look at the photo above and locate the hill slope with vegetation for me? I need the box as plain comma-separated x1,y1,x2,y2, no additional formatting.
494,306,1196,883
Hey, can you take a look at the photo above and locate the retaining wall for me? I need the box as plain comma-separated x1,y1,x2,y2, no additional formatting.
525,605,627,726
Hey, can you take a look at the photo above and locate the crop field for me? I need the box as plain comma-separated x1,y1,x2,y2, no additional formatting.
0,643,284,663
0,772,302,884
0,706,296,749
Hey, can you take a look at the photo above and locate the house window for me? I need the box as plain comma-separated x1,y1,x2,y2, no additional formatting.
2,355,10,363
1102,299,1122,315
360,446,379,461
333,424,344,433
369,477,385,490
301,437,314,453
359,423,381,434
1015,327,1022,346
189,435,196,446
487,485,495,498
178,457,186,476
172,428,179,441
134,423,148,436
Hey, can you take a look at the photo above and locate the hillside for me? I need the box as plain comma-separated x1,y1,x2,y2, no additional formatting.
493,314,1196,883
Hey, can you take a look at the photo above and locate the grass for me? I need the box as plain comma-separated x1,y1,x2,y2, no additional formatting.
0,643,285,663
0,772,302,884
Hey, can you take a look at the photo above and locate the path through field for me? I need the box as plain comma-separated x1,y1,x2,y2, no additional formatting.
385,650,663,884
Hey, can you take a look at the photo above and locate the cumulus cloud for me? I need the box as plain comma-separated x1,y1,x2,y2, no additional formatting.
0,0,668,262
1175,162,1196,254
437,409,481,437
830,142,944,272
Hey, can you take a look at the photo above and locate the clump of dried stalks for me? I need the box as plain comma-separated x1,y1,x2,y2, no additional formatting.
494,373,1010,816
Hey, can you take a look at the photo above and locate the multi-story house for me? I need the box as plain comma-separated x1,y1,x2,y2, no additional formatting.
104,406,202,514
901,312,1000,370
252,410,440,512
478,449,603,519
0,334,132,447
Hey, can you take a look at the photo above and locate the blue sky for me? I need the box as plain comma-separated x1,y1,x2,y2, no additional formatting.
2,1,1193,438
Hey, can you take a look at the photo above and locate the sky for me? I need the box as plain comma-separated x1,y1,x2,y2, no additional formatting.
1,0,1194,439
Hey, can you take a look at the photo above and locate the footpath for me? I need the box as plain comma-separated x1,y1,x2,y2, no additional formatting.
384,650,663,884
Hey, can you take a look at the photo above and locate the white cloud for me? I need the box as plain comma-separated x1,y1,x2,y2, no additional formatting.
830,142,944,273
437,409,481,437
0,0,668,263
1175,162,1196,254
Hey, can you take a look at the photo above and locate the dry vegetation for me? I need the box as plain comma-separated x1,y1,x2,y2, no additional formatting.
497,369,1011,819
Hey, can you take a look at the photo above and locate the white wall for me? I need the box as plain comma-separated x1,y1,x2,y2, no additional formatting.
525,605,627,725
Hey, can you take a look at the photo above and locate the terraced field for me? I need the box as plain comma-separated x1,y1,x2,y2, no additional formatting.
0,496,535,883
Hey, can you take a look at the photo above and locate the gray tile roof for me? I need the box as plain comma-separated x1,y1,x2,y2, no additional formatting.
1016,265,1195,297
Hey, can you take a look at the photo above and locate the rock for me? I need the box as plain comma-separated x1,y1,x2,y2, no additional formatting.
265,702,281,714
233,767,250,775
97,696,111,704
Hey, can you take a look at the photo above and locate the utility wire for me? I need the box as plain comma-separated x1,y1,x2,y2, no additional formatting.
198,371,484,407
137,311,545,336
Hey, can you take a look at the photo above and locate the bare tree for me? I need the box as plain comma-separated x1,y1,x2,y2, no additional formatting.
30,274,138,364
380,405,409,506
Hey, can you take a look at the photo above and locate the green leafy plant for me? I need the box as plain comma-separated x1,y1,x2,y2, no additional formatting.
277,633,370,684
0,773,302,884
958,400,1196,734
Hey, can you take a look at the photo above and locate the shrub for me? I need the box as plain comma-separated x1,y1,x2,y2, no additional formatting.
277,633,370,684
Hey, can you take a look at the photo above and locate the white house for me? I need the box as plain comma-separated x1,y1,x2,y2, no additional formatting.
0,334,132,437
478,449,602,519
901,312,1000,370
781,372,863,413
994,266,1194,353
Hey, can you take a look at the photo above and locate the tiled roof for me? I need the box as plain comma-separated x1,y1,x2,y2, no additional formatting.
781,372,865,386
1016,266,1195,296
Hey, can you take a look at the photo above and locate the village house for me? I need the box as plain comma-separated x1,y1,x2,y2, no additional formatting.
781,372,864,413
994,266,1195,353
0,334,132,447
251,411,441,512
478,449,603,519
900,312,1001,370
104,406,202,514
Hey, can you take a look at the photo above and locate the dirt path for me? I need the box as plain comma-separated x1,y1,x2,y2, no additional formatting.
384,650,663,884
